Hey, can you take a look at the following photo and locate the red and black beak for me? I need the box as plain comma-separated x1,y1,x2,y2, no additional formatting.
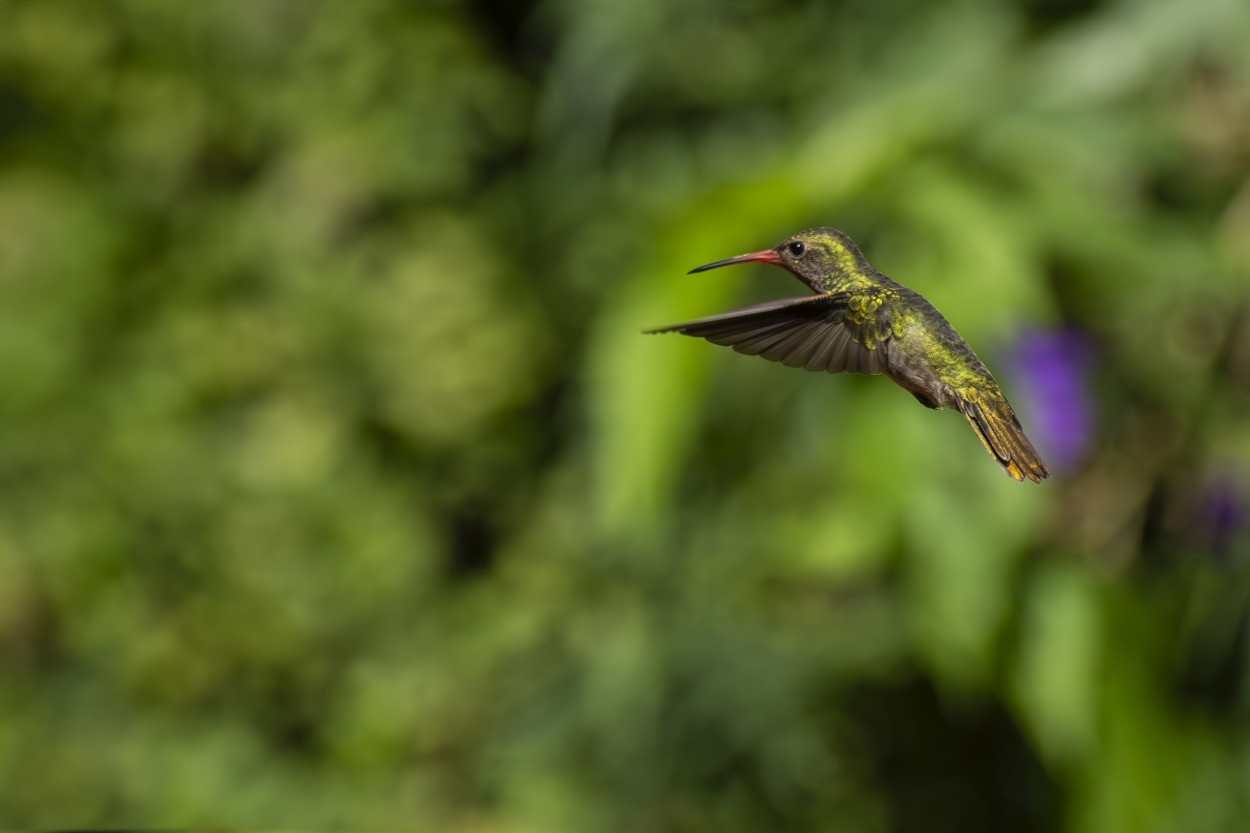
687,249,782,274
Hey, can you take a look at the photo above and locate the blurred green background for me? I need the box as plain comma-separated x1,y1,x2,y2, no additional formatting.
2,0,1250,829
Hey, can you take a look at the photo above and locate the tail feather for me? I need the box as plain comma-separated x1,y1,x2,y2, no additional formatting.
958,394,1049,484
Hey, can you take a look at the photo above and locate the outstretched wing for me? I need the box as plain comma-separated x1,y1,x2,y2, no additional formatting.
645,293,893,375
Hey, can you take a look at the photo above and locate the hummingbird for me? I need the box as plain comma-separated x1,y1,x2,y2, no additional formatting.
646,227,1049,483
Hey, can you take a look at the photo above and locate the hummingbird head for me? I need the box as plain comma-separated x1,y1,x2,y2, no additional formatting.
688,227,868,291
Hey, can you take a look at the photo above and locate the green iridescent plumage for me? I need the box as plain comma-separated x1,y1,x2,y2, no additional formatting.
647,227,1050,483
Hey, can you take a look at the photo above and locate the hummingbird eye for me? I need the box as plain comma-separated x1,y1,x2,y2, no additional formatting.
787,241,806,257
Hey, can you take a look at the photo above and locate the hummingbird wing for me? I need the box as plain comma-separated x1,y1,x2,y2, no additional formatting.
645,293,892,375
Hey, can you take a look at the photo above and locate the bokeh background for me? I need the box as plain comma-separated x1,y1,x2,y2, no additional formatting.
2,0,1250,829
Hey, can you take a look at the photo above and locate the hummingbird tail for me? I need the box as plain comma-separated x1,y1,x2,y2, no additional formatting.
958,395,1050,484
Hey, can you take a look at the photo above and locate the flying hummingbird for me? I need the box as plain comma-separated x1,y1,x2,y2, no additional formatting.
647,227,1050,483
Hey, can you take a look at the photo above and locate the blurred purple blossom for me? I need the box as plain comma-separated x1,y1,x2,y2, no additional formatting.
1008,328,1096,473
1195,474,1249,564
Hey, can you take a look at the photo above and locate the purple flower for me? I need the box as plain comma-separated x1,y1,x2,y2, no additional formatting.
1008,328,1096,473
1195,474,1249,564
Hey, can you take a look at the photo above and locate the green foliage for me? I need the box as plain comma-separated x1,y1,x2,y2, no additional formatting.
2,0,1249,829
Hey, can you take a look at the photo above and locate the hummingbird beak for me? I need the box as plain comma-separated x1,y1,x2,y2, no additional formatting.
687,249,783,274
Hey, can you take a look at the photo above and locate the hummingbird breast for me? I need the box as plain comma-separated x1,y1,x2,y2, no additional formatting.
885,305,991,411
